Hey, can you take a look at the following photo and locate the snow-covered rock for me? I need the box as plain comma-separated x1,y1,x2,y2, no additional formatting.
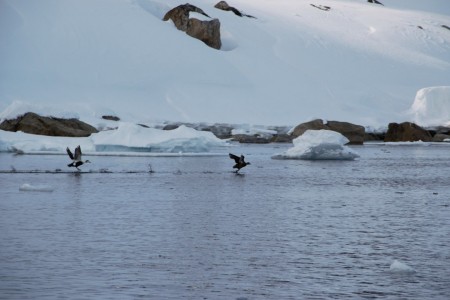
272,129,360,160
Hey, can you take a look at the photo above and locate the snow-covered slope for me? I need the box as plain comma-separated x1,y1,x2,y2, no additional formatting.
1,0,449,127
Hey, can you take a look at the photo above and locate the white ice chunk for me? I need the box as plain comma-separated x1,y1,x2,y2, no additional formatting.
389,260,416,273
410,86,450,127
272,130,359,160
91,124,227,153
19,183,54,192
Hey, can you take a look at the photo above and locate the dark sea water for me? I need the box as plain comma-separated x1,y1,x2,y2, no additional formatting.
1,143,449,299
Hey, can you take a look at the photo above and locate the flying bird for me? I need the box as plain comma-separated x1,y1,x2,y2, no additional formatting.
229,153,250,173
66,145,90,170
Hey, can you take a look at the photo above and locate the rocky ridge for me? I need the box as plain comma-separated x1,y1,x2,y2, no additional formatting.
1,114,449,143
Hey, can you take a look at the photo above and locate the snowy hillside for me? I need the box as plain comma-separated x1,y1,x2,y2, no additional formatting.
1,0,450,127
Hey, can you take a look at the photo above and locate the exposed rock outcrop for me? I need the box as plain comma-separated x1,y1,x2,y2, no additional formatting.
290,119,328,137
163,4,210,31
186,18,221,49
0,112,98,137
102,115,120,121
214,1,256,18
326,121,365,145
367,0,384,5
290,119,365,145
163,3,221,49
310,4,331,11
384,122,432,142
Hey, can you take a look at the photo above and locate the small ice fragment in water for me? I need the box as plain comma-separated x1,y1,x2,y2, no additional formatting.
389,260,415,273
19,183,54,192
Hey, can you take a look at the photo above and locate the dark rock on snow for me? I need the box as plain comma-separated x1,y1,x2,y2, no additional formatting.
163,3,221,49
163,3,210,31
0,112,98,137
384,122,432,142
310,4,331,11
102,115,120,121
367,0,384,5
214,1,256,18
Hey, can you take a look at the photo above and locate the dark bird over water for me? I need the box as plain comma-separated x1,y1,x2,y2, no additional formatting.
66,145,90,170
229,153,250,173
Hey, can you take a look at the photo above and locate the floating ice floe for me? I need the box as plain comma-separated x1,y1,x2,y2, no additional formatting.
0,122,228,154
272,130,359,160
19,183,54,192
389,260,416,273
91,123,227,153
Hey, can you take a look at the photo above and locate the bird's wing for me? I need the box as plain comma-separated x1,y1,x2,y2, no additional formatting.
240,155,245,163
74,145,82,160
229,153,240,163
66,147,74,160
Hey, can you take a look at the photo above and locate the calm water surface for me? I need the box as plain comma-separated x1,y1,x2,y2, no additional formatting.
1,143,449,299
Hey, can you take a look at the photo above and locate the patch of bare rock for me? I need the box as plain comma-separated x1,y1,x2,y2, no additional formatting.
290,119,365,145
163,2,257,50
163,3,221,49
0,112,98,137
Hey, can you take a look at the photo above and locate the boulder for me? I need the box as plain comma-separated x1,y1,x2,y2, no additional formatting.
367,0,384,5
384,122,432,142
163,3,221,49
186,18,221,50
290,119,328,137
290,119,365,145
102,115,120,121
310,4,331,11
326,121,365,145
0,112,98,137
163,4,210,31
214,1,256,18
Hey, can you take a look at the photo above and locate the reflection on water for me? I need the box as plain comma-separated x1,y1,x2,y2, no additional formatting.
0,144,449,299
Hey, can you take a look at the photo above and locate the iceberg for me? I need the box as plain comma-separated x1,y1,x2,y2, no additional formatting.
272,130,359,160
410,86,450,127
91,123,227,153
0,123,228,154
